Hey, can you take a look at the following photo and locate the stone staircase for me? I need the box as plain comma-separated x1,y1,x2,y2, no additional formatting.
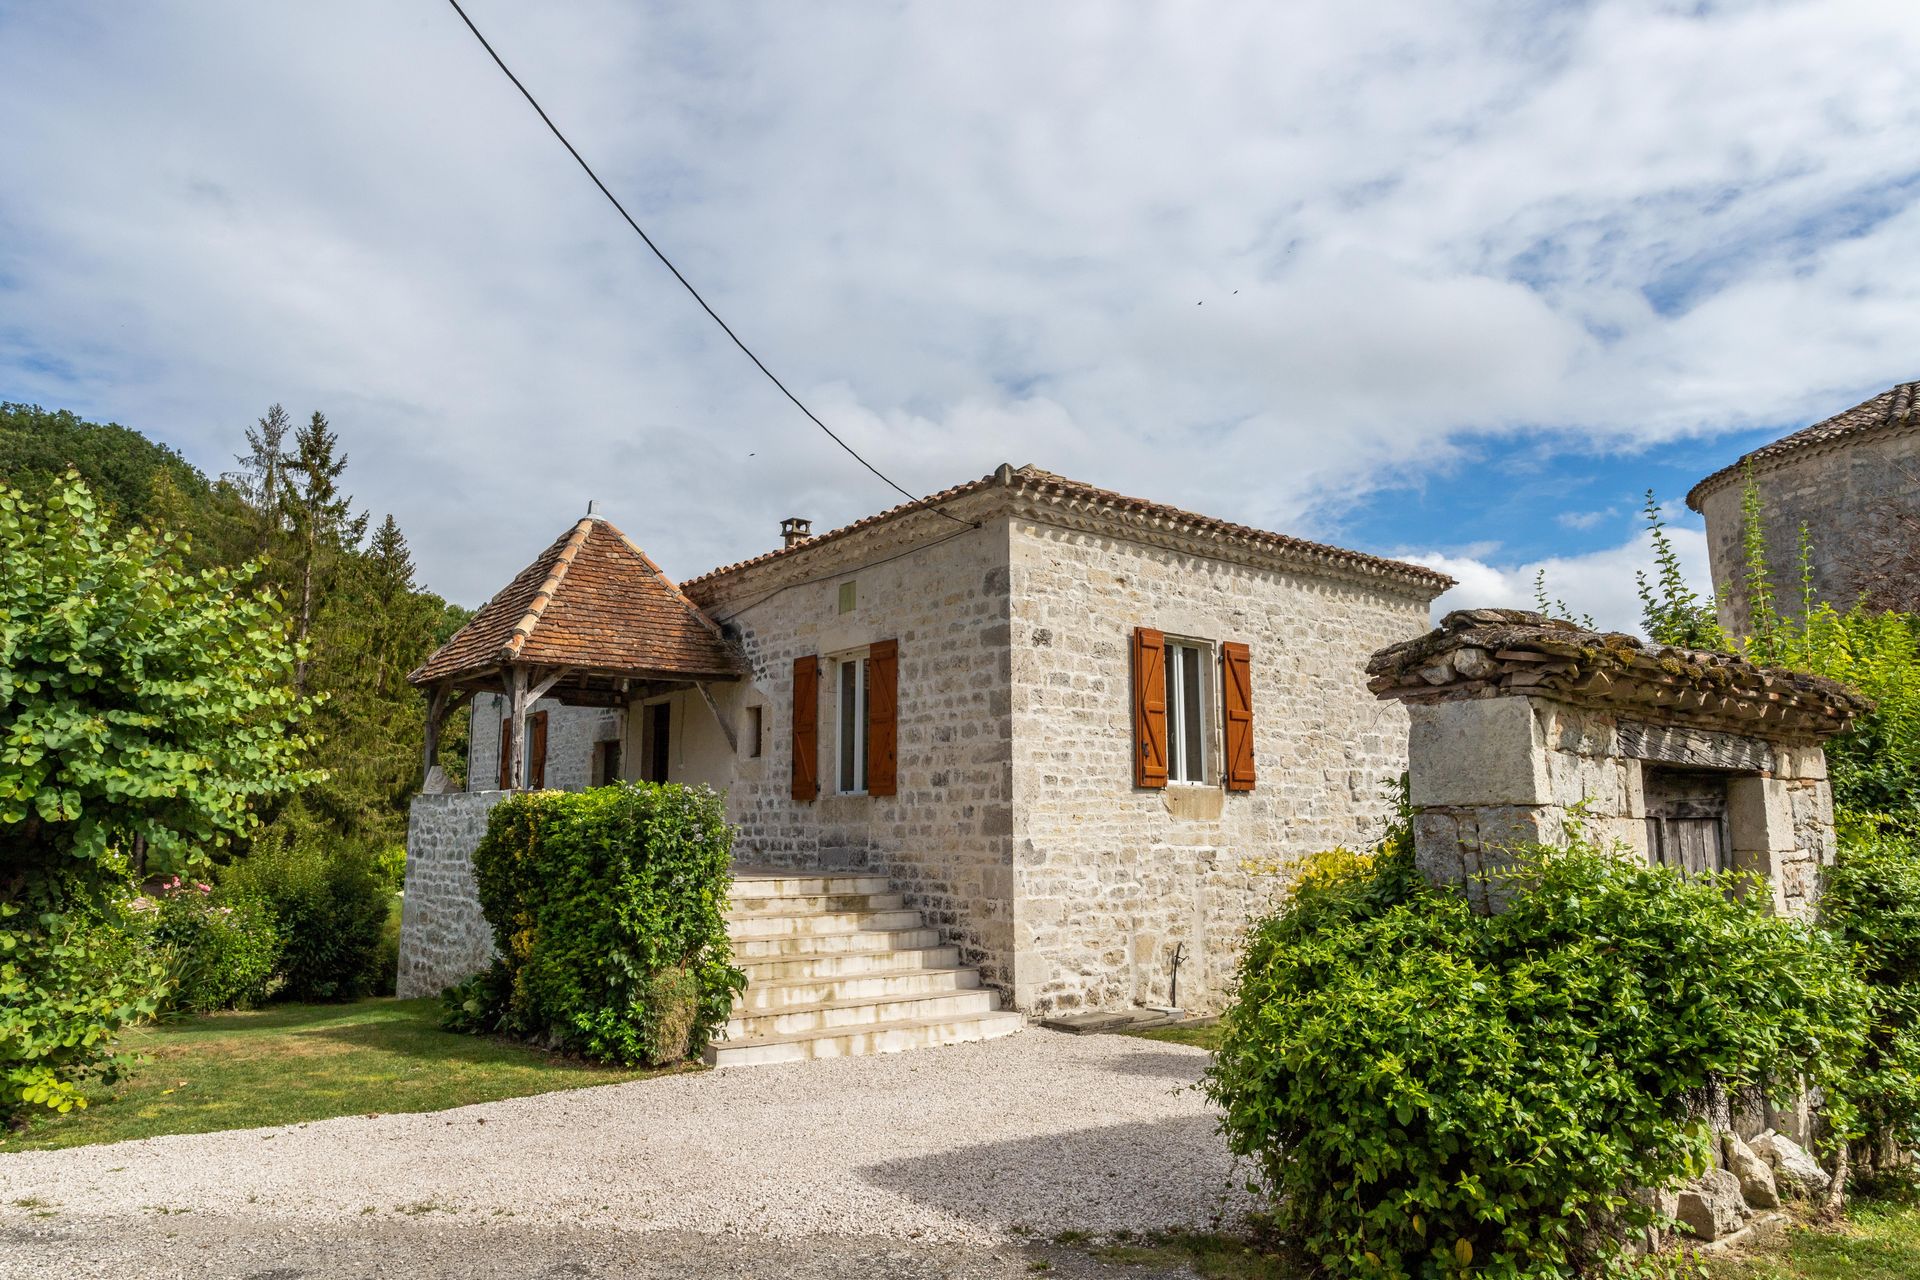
706,870,1022,1067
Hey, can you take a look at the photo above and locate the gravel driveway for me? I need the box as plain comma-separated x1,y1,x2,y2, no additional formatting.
1,1029,1254,1278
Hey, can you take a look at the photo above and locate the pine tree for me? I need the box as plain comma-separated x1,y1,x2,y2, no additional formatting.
285,412,360,697
227,403,294,539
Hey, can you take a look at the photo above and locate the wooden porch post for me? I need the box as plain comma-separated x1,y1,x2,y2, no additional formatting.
503,664,529,790
422,682,449,785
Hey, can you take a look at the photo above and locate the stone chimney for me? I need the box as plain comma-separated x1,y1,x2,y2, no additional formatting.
780,516,813,549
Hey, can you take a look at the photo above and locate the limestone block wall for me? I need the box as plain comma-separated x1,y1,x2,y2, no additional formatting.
466,694,623,793
1695,424,1919,633
1006,519,1433,1016
397,790,506,997
1407,696,1835,918
686,514,1018,992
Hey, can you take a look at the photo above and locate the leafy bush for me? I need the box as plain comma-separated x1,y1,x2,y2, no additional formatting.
458,782,744,1065
371,893,402,997
145,878,279,1014
1207,834,1868,1279
1825,818,1920,1157
222,819,389,1002
1,870,168,1120
0,470,312,1123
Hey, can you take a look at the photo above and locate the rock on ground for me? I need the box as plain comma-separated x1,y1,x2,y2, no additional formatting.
1721,1131,1780,1209
1750,1130,1831,1200
1676,1168,1749,1242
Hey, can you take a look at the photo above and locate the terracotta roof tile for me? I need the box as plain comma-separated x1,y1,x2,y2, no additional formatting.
1688,380,1920,510
409,517,743,686
682,464,1452,594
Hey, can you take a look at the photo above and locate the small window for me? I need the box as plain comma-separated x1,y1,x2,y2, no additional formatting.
1165,641,1209,784
837,581,858,614
745,705,764,758
837,655,869,793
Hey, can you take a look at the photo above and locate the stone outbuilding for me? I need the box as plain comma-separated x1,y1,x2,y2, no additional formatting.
401,464,1453,1024
1368,609,1867,917
1688,380,1920,634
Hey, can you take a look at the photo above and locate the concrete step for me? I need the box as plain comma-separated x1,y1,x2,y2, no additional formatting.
732,927,943,959
727,908,925,940
737,946,961,983
730,873,893,899
734,967,983,1014
706,1009,1025,1067
726,891,906,918
727,989,999,1040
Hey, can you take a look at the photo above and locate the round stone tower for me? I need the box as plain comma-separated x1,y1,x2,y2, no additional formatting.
1688,381,1920,636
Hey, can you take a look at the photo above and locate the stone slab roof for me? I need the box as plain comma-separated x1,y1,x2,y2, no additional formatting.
1687,380,1920,510
409,516,743,688
683,463,1454,595
1368,608,1868,742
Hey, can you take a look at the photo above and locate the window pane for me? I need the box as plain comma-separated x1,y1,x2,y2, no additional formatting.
1180,645,1204,781
839,661,857,790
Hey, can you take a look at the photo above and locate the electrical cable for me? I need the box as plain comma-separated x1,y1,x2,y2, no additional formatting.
443,0,977,528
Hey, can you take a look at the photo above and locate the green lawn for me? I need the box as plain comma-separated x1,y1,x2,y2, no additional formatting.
1,997,683,1152
1122,1019,1224,1051
1706,1179,1920,1280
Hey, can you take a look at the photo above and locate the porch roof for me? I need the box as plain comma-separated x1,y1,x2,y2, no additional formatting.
408,513,746,696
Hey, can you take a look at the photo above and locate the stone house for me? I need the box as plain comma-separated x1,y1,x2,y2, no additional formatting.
401,464,1450,1049
1689,379,1920,633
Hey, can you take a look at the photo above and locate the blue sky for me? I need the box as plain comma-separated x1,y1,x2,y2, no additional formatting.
2,2,1918,628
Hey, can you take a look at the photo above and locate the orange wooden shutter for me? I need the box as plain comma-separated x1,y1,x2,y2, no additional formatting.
868,639,899,797
791,655,820,802
1221,641,1255,792
528,711,549,790
498,716,512,790
1131,627,1168,788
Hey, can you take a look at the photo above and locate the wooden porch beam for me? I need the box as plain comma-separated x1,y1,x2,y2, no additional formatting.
695,681,738,755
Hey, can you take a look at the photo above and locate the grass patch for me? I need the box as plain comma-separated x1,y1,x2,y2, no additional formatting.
1079,1227,1304,1278
1121,1020,1224,1052
1707,1177,1920,1280
1,997,684,1152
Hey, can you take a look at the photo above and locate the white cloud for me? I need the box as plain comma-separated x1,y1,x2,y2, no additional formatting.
1409,523,1714,635
0,2,1916,601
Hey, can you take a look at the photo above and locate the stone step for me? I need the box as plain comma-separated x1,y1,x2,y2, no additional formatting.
737,946,961,983
735,967,981,1013
730,873,893,899
705,1010,1025,1068
725,891,906,918
727,989,1000,1040
731,927,943,959
726,908,925,940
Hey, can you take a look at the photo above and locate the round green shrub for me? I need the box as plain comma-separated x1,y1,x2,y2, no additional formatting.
147,878,279,1013
461,782,744,1065
1207,836,1868,1279
221,823,389,1003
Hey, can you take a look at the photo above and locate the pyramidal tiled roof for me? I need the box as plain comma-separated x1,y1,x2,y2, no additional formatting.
409,516,743,686
1688,380,1920,510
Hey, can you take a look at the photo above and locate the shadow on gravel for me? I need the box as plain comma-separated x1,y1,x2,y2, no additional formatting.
1097,1049,1212,1081
857,1115,1243,1241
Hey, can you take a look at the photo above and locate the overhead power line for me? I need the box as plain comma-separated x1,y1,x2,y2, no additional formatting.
443,0,976,528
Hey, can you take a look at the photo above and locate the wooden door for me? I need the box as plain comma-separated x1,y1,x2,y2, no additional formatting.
1644,769,1731,876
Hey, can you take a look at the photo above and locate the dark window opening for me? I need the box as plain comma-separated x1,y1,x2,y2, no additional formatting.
642,702,671,782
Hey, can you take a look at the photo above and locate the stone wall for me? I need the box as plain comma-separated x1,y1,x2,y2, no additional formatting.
687,510,1018,992
1006,518,1433,1016
397,790,505,998
1695,422,1919,634
466,694,623,793
1406,697,1835,918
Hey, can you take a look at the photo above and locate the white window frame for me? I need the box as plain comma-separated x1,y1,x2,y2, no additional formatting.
836,653,870,794
1164,639,1212,785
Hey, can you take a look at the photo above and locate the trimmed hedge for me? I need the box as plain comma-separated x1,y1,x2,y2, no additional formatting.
1206,833,1869,1279
458,782,743,1065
